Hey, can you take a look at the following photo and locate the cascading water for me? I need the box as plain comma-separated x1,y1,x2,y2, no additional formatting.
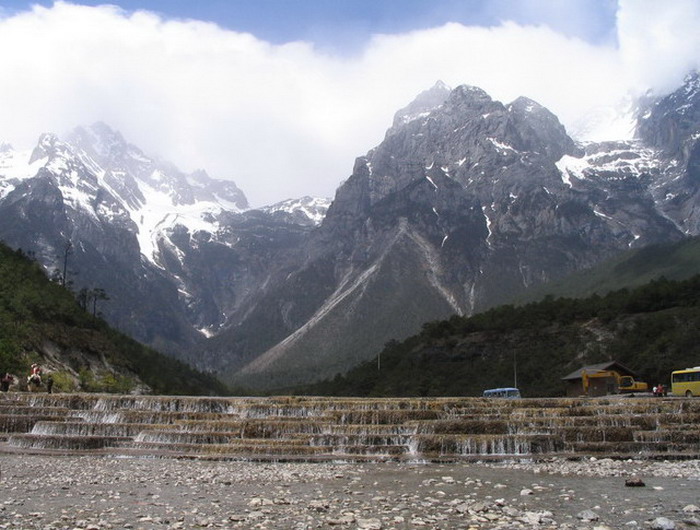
2,393,700,461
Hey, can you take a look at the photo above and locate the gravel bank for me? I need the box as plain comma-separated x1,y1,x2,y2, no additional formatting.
1,455,699,529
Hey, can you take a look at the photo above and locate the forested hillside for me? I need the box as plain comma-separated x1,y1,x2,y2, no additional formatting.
517,236,700,303
0,242,227,395
301,276,700,397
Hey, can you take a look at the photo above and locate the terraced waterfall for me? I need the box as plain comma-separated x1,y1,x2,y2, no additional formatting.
1,394,699,461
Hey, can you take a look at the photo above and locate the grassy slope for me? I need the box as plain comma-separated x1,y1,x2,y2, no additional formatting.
0,242,228,395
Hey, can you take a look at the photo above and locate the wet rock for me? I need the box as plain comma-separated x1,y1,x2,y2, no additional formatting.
327,514,355,525
577,509,600,522
469,501,490,513
650,517,676,530
520,511,553,525
502,506,521,517
248,497,273,507
625,477,645,487
308,499,330,512
356,518,382,529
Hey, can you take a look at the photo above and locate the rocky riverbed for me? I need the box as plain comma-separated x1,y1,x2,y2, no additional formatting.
1,455,699,529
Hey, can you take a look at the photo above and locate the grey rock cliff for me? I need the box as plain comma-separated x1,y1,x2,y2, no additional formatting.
219,79,697,390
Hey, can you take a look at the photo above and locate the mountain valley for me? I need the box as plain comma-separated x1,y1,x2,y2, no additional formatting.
1,72,699,391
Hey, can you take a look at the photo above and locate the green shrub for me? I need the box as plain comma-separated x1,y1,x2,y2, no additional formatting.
48,371,78,393
79,368,134,393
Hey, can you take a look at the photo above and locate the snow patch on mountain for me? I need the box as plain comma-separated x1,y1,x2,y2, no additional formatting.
130,178,226,265
261,196,330,226
0,125,250,267
0,148,37,196
556,140,662,184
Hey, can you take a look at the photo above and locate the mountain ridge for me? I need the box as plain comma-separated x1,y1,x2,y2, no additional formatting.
1,72,699,392
0,123,330,361
220,74,698,389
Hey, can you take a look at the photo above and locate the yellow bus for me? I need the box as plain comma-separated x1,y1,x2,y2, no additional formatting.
671,366,700,397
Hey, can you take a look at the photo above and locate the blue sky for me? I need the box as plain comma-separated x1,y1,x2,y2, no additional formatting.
2,0,618,52
0,1,697,206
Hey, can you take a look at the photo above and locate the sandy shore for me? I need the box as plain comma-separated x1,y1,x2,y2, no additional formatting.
1,455,699,529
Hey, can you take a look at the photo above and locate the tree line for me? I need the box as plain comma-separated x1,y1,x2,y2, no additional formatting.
298,276,700,397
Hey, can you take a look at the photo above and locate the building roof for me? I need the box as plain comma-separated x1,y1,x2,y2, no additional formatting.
561,361,639,381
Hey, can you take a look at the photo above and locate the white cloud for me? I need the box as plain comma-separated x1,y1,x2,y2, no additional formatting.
0,1,698,206
617,0,700,92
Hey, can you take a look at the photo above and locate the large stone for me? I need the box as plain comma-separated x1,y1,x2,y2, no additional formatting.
650,517,676,530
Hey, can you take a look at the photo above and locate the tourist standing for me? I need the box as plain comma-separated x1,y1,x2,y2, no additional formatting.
1,372,13,392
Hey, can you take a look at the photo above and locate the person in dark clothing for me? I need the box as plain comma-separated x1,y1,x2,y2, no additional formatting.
1,373,13,392
46,375,54,394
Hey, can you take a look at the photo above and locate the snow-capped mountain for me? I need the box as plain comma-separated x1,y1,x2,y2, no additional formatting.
0,125,248,264
0,123,327,357
206,73,699,390
2,72,699,391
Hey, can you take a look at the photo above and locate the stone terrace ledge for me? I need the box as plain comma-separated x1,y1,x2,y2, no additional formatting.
2,393,699,462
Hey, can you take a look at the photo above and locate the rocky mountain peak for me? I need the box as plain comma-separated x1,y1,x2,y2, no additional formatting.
636,70,700,156
28,133,61,164
507,96,581,161
440,84,506,120
508,96,545,115
68,122,130,162
340,82,580,211
389,80,452,133
450,84,493,105
682,70,700,99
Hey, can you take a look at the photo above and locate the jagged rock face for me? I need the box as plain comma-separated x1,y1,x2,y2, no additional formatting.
219,79,700,390
633,72,700,234
636,72,700,157
0,123,327,359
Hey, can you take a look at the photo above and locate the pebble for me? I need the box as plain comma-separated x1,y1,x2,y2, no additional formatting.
0,455,697,529
356,518,382,529
577,509,600,521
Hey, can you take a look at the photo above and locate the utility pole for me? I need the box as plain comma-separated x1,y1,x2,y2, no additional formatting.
513,350,518,389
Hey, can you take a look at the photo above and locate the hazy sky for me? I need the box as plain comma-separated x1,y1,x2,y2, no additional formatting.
0,1,698,206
